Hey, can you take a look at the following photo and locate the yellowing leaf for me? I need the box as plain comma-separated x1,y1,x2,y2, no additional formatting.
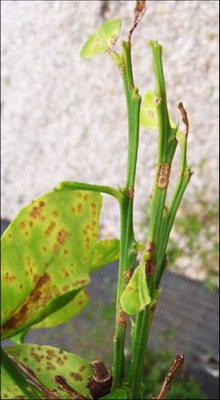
1,185,102,339
2,344,92,399
32,289,88,328
120,263,151,315
80,18,121,59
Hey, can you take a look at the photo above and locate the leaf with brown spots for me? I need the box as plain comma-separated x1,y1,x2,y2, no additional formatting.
1,185,102,339
2,344,93,400
33,290,88,328
80,19,121,59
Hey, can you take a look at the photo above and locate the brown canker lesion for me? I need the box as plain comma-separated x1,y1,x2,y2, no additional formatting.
117,310,127,328
145,258,156,276
44,220,56,236
1,272,51,333
157,163,170,189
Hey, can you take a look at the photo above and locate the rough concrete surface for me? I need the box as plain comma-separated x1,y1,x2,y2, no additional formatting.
1,1,219,243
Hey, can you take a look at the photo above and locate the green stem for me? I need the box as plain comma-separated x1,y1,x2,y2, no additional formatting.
112,41,141,388
129,41,177,398
155,167,192,287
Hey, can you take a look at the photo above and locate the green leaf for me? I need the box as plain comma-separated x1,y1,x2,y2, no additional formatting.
1,185,102,339
32,289,88,328
2,344,92,399
100,389,127,399
80,18,121,59
120,263,151,315
90,239,120,272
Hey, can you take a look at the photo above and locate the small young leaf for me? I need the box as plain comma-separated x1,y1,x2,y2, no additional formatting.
80,18,121,59
1,185,102,338
2,344,92,399
120,263,151,315
32,289,88,328
90,238,120,271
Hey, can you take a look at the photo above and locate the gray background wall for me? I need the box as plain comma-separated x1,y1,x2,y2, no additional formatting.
1,1,219,247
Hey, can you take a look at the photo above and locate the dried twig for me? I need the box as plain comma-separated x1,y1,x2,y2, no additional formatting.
7,354,59,399
152,354,185,399
178,102,189,136
53,375,89,399
129,1,147,42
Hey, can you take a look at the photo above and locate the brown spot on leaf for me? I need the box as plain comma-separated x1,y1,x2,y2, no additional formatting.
62,284,70,292
1,273,51,333
29,221,33,227
52,243,59,253
3,272,16,282
44,220,56,236
56,357,64,365
80,365,86,372
91,202,96,208
70,372,83,381
77,203,83,212
57,229,68,244
20,221,26,229
30,205,45,221
52,209,59,217
19,284,23,289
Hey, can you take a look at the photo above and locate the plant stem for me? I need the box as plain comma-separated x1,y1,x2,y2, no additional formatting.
129,41,179,398
112,41,141,388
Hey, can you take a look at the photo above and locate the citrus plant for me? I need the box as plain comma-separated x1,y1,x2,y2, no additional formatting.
1,2,193,399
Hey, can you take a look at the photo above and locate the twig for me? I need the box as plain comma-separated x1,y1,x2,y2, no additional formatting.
7,354,59,399
53,375,89,399
178,102,189,136
128,1,147,42
152,354,185,399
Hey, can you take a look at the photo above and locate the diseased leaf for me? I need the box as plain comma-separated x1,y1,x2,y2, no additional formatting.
32,289,88,328
100,388,127,399
120,263,151,315
2,344,92,399
80,18,121,59
90,239,120,272
1,347,43,399
1,185,102,339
